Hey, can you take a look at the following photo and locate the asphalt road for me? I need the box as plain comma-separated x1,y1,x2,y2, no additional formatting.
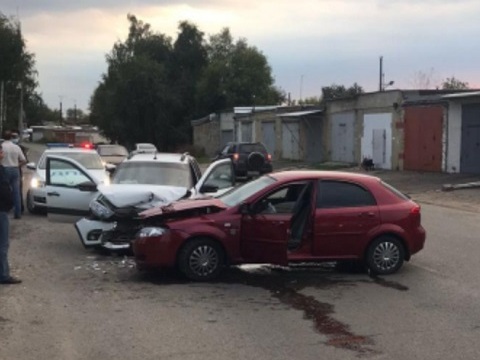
1,203,480,359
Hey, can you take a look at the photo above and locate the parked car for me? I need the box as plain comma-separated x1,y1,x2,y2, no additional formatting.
130,143,157,155
26,146,111,214
41,152,234,250
132,170,426,281
96,144,129,166
214,142,273,178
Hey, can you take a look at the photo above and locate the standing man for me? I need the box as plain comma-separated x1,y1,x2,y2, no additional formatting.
0,143,22,284
1,130,26,219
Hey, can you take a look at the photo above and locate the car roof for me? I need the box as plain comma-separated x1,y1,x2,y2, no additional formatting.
43,147,98,155
123,152,193,164
270,170,381,183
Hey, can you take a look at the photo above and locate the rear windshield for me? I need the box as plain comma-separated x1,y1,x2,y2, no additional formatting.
98,145,128,156
380,181,410,200
112,161,192,188
39,152,104,170
238,143,266,153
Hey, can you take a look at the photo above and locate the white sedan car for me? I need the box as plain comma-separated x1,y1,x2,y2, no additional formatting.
26,147,110,213
42,152,234,250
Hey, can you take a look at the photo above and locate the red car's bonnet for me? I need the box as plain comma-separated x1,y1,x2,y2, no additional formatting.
139,198,228,218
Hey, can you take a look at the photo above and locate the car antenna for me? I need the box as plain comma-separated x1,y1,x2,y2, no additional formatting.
153,150,157,160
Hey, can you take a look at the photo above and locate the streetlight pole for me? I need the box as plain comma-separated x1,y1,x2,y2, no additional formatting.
59,95,63,126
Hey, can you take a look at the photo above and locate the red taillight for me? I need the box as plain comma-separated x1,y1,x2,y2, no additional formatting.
82,142,92,149
410,205,421,215
233,153,239,161
267,153,272,161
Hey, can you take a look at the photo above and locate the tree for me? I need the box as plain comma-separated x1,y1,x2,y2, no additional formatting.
196,28,285,113
0,13,55,129
442,77,469,90
410,68,439,89
90,17,285,150
321,83,364,101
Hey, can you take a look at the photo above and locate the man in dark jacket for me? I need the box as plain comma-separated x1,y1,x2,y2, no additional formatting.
0,143,22,284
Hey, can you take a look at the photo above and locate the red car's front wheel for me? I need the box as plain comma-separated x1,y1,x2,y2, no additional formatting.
178,238,225,281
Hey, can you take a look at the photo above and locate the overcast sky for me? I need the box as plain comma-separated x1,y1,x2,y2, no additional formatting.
3,0,480,112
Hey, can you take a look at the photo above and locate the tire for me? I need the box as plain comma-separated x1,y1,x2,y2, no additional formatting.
26,191,39,214
366,236,405,275
247,152,265,172
178,238,225,281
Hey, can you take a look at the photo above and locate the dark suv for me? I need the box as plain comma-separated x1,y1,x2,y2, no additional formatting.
215,142,273,178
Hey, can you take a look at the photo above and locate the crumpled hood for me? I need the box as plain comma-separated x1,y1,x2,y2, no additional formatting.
97,184,188,208
140,198,227,218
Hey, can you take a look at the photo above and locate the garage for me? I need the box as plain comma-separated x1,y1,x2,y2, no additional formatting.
461,103,480,173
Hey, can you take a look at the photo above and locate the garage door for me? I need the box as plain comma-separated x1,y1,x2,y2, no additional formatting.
461,104,480,173
282,122,301,160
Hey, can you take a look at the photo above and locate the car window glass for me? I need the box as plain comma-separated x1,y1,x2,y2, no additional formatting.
220,175,276,207
48,159,91,187
227,145,235,154
239,143,266,153
39,152,104,170
316,180,376,208
98,145,128,156
256,182,307,214
203,163,233,190
112,162,192,188
221,145,230,154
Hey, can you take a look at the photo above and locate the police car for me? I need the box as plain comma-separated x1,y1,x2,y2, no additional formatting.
26,144,110,214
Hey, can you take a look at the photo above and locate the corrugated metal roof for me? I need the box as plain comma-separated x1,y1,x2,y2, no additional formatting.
278,110,323,117
234,106,279,114
442,91,480,99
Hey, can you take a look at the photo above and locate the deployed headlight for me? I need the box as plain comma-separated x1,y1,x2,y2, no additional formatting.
103,176,110,186
30,176,45,188
137,227,168,238
90,199,114,219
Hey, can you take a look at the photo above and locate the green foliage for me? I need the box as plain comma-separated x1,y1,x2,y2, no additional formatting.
442,76,469,90
321,83,364,101
90,17,285,151
0,13,55,128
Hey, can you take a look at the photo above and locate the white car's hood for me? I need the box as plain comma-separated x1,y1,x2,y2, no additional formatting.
96,184,188,208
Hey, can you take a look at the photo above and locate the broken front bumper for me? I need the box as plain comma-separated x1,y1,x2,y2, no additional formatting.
75,218,116,248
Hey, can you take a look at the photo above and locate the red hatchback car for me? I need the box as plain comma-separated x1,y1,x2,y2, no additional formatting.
132,171,426,281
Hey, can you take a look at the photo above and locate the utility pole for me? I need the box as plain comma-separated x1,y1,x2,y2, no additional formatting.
379,56,383,91
300,74,304,103
59,96,63,126
18,82,24,136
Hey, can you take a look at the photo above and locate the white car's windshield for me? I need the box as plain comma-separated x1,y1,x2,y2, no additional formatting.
112,162,192,188
219,175,277,207
39,152,104,170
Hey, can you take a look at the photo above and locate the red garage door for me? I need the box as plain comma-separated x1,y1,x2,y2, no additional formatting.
404,106,443,172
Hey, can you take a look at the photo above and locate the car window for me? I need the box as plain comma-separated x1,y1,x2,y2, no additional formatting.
239,143,266,153
316,180,377,208
203,163,234,190
220,175,276,207
380,181,410,200
256,182,307,214
112,161,192,188
98,145,128,156
39,152,104,170
48,159,92,187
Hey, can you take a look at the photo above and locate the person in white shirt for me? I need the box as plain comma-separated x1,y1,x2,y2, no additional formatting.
1,130,26,219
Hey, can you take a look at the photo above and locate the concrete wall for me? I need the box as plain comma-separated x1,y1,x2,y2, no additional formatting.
193,120,221,157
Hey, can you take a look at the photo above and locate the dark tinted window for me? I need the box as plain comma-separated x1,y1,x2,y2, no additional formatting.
317,180,376,208
238,143,267,153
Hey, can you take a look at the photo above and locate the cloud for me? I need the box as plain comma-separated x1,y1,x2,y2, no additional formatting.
4,0,480,111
